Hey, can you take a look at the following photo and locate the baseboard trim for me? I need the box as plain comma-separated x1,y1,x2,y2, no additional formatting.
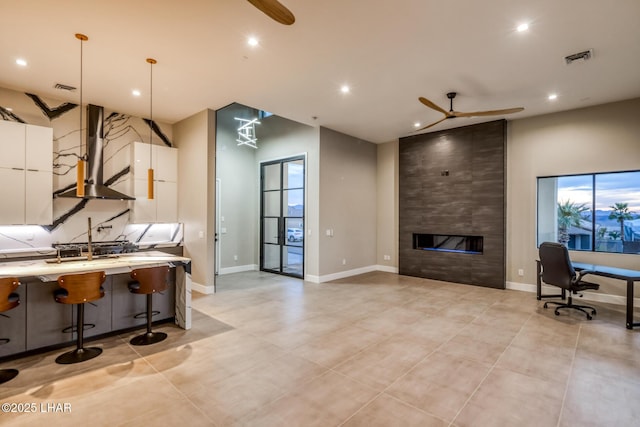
218,264,258,275
313,265,401,283
191,281,215,295
506,281,640,308
317,265,378,283
376,265,399,273
305,274,320,284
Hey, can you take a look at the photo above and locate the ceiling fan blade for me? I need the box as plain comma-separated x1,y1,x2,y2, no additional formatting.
455,107,524,118
415,116,448,131
419,97,449,115
247,0,295,25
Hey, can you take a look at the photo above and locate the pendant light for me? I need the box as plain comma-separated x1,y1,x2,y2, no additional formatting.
146,58,156,200
75,33,88,197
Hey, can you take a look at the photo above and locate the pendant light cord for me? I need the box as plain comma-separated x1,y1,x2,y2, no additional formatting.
149,59,153,162
79,36,84,161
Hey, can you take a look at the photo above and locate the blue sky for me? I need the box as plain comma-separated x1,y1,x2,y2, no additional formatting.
557,172,640,212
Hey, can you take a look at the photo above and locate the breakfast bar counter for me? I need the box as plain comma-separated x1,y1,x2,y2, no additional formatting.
0,251,192,331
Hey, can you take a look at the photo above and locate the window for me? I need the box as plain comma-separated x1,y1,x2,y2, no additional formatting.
537,171,640,254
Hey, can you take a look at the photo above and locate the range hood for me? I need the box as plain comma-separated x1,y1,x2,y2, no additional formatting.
58,104,135,200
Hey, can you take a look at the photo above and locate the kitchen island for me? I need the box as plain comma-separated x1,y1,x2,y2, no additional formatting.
0,251,191,358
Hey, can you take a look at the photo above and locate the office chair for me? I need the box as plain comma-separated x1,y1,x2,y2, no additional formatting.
539,242,599,320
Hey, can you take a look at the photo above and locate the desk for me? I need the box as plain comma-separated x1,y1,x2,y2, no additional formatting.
536,260,640,329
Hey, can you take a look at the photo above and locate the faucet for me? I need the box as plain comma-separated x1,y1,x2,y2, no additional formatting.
87,217,93,261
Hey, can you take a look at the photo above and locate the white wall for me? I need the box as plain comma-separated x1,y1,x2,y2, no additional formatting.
507,98,640,296
216,105,259,272
173,109,216,292
318,127,377,277
376,140,399,271
255,115,320,278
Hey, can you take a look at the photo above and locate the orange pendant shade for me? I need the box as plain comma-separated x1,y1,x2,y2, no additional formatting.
76,159,85,197
147,168,154,199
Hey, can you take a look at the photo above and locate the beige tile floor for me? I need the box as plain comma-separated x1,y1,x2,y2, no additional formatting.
0,271,639,426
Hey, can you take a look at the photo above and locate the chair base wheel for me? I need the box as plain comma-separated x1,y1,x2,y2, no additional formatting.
55,347,102,365
130,331,167,346
0,369,19,384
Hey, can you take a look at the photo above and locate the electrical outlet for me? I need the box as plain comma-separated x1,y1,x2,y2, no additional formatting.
518,269,524,277
383,255,391,261
233,255,238,261
342,258,346,265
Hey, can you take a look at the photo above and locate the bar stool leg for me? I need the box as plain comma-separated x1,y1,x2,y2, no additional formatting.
55,303,102,364
130,294,167,346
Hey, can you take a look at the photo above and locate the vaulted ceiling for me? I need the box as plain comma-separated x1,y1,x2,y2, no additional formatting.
1,0,639,143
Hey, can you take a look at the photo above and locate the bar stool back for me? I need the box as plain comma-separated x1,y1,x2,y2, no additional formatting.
128,266,170,345
0,277,20,384
54,271,106,364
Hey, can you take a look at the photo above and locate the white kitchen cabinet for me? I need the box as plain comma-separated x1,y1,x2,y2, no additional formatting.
0,168,26,224
0,121,52,225
130,141,178,223
0,121,25,168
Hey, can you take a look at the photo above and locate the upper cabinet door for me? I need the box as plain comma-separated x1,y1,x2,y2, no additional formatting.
25,170,52,225
154,145,178,182
132,141,151,180
0,120,26,169
0,168,26,224
25,125,53,171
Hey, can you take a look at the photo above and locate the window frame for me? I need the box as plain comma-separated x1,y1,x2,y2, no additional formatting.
536,169,640,254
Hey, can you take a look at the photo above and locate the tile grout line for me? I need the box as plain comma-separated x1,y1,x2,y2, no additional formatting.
556,322,581,427
447,309,534,427
354,294,501,427
124,342,220,426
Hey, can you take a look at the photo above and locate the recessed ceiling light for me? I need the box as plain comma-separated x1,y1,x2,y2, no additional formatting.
517,23,529,32
247,37,259,47
16,58,27,67
548,93,558,100
414,122,421,128
340,85,350,94
132,89,141,97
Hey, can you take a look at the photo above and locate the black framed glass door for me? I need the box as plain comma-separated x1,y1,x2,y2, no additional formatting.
260,156,305,278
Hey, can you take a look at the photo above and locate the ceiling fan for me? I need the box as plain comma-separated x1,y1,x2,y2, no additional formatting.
247,0,295,25
416,92,524,131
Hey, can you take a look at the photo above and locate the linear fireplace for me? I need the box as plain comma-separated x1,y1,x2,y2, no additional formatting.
413,233,483,254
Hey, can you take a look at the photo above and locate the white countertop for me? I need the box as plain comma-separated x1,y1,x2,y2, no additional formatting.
0,251,191,280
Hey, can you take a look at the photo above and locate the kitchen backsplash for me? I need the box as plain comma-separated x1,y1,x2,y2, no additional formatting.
0,86,182,257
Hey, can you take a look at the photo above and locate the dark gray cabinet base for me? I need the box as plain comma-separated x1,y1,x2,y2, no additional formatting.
0,284,26,357
1,270,175,360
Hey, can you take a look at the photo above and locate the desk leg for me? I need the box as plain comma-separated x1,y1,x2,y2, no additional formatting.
536,261,541,300
627,280,634,330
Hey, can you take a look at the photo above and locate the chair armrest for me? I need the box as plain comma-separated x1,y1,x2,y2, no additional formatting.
576,269,595,281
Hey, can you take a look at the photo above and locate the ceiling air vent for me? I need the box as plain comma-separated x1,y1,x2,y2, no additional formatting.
565,49,593,64
54,83,76,91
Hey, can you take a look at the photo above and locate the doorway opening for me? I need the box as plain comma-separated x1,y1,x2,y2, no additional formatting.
260,156,305,278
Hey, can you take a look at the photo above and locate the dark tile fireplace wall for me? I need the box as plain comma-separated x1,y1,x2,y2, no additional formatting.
399,120,506,289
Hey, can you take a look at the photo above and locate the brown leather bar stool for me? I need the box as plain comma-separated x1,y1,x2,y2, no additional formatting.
54,271,106,364
128,266,170,345
0,277,20,384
